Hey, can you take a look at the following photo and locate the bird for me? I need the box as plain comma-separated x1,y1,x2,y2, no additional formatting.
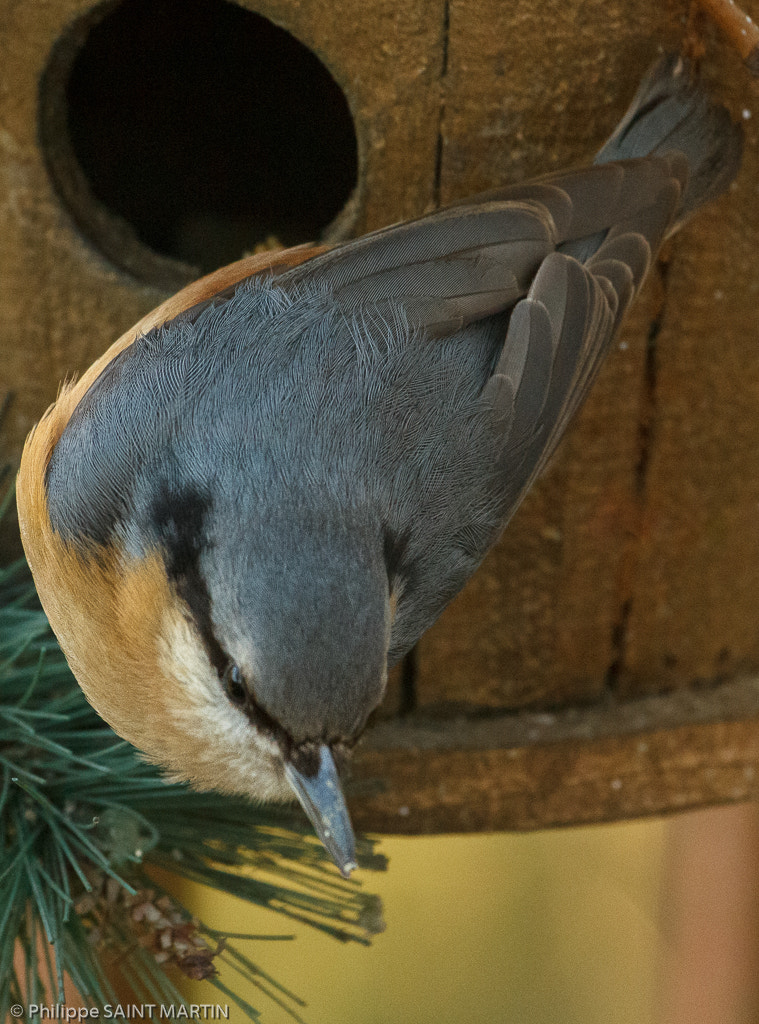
16,55,741,876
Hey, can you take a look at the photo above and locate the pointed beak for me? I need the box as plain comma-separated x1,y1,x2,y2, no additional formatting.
284,743,357,878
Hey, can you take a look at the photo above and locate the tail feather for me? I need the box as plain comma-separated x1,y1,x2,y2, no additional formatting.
595,53,743,225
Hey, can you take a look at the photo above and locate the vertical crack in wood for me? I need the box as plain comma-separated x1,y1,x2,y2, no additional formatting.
605,253,673,693
398,644,418,715
634,256,671,495
605,597,633,694
432,0,450,209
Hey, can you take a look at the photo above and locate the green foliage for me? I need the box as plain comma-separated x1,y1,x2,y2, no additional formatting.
0,482,385,1021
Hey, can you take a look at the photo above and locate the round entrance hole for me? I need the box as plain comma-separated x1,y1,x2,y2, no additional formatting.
40,0,359,289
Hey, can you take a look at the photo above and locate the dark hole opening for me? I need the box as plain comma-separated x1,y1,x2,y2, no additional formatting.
43,0,359,286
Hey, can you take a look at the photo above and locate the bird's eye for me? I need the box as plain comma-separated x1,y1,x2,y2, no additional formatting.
222,663,248,707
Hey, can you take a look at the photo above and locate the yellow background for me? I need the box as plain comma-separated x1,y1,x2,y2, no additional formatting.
180,820,665,1024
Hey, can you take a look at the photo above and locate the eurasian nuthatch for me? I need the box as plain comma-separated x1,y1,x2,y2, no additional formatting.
17,56,741,875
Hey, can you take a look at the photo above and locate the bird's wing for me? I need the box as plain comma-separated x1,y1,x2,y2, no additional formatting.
269,159,681,527
275,201,561,337
480,158,682,488
448,156,686,242
274,155,684,338
478,226,659,517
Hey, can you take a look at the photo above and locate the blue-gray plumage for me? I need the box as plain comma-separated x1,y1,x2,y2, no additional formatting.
33,55,742,873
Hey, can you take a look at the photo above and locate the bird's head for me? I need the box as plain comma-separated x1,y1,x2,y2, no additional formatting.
20,436,393,875
157,492,393,875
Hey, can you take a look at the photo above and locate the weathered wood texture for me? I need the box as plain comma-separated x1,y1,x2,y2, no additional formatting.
351,676,759,833
2,0,759,832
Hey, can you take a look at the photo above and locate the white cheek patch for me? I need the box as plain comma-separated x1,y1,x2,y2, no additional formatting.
157,610,289,801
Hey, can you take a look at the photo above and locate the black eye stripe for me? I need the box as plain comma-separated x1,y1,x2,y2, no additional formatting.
152,484,229,678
